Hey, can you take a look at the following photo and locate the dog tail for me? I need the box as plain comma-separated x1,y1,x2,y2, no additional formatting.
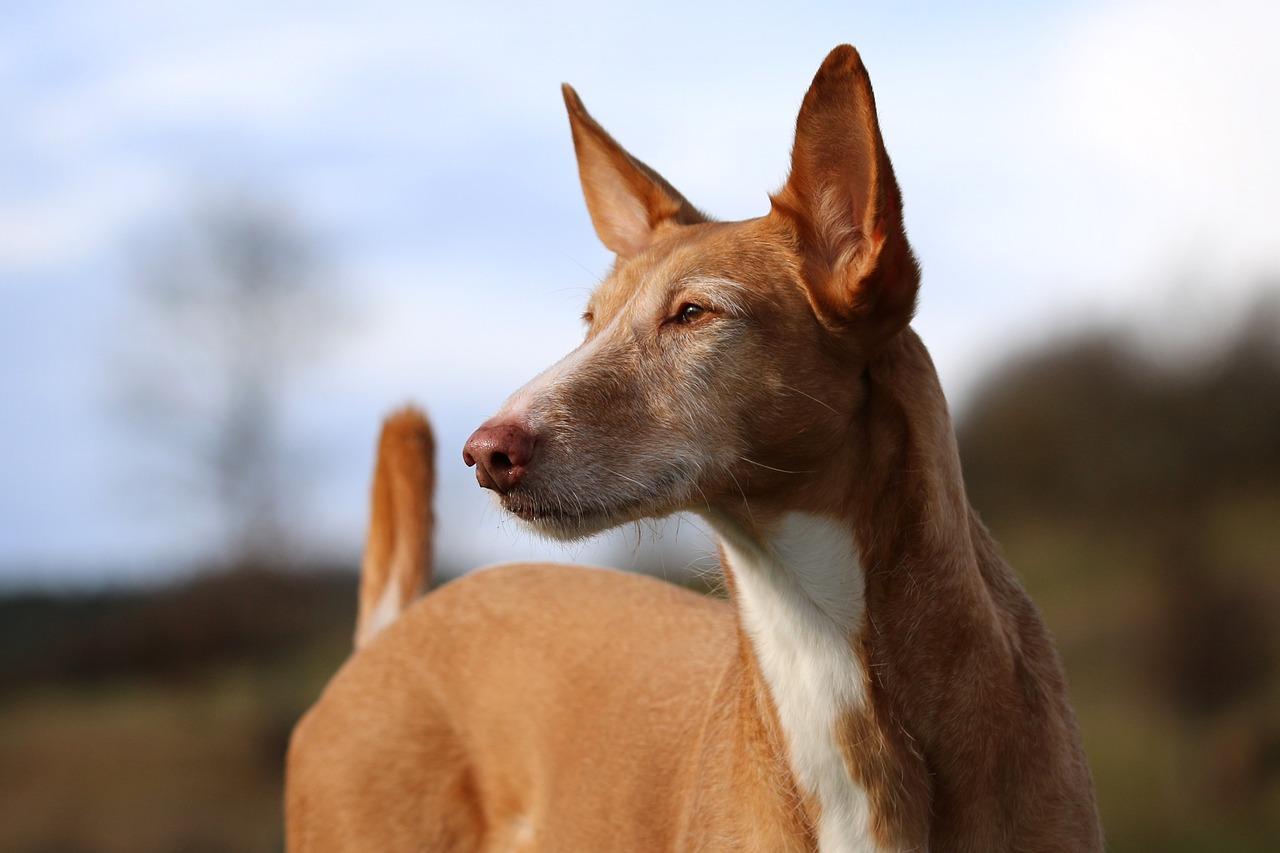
354,406,436,649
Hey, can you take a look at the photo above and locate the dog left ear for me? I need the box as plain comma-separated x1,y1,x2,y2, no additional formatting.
562,84,706,257
771,45,919,343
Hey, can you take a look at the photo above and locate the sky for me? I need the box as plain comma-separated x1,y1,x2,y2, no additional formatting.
1,0,1277,586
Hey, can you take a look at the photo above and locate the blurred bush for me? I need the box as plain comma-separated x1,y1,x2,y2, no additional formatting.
0,568,354,693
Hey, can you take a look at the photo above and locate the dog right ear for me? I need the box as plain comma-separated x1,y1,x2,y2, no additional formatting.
562,84,706,258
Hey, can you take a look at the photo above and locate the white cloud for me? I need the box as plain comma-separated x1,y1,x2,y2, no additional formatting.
1051,0,1280,279
0,163,165,275
327,257,591,402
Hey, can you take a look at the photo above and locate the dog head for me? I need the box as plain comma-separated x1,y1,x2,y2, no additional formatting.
465,45,919,539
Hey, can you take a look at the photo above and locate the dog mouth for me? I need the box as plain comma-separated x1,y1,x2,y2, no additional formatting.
498,491,624,539
501,493,588,524
498,472,690,540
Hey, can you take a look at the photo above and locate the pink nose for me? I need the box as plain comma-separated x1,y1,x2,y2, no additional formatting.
462,420,537,494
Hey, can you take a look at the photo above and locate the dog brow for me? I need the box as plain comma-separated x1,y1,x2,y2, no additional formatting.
671,276,750,315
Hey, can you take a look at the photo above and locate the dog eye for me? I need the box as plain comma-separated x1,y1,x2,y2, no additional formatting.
675,303,706,324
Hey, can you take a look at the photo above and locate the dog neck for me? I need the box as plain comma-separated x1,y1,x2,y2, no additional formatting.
709,329,1019,850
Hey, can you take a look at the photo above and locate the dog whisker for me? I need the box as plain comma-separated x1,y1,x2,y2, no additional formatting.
780,382,838,415
724,465,756,528
738,456,815,475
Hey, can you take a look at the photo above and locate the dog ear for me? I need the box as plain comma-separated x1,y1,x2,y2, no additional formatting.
771,45,919,342
562,84,706,257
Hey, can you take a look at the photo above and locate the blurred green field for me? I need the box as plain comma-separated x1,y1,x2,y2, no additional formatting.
2,319,1278,851
0,571,353,853
1002,504,1280,852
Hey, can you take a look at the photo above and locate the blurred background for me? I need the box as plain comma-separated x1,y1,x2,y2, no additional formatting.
1,1,1277,850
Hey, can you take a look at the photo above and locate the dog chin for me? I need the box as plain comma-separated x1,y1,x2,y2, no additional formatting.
498,492,660,542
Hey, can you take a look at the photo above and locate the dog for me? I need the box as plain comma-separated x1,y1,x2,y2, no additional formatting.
287,45,1103,851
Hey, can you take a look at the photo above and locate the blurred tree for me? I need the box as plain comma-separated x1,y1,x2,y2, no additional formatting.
113,196,338,568
958,292,1280,526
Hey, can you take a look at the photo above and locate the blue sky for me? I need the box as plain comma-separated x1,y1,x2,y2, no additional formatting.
2,0,1277,585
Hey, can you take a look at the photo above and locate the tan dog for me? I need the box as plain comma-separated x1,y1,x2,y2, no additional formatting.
287,46,1103,851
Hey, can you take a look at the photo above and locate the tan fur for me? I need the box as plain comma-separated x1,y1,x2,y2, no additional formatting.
354,406,435,649
288,46,1102,851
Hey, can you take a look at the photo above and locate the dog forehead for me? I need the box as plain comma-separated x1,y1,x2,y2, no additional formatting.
588,237,701,317
588,221,795,317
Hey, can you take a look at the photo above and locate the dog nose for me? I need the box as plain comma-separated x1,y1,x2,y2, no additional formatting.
463,421,537,494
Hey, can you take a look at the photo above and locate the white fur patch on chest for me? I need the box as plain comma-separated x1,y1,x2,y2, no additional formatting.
716,513,887,853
